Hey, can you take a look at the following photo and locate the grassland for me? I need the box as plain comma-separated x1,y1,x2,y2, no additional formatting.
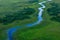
0,0,60,40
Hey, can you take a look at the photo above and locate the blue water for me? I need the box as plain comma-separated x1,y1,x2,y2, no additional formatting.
7,26,22,40
7,0,52,40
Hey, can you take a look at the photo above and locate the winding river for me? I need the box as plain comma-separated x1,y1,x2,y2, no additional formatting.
7,0,52,40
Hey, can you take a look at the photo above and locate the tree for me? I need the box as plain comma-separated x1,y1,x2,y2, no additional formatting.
47,2,60,22
0,8,35,24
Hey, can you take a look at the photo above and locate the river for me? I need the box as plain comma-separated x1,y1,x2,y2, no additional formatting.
7,0,52,40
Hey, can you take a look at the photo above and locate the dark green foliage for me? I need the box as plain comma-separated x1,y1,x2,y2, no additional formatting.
23,8,35,15
47,2,60,22
0,15,15,24
0,8,35,24
29,0,38,3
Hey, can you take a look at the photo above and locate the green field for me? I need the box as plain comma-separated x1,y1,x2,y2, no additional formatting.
0,0,60,40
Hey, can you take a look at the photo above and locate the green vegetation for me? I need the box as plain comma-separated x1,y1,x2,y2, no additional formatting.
47,2,60,22
0,8,36,24
0,0,60,40
0,0,38,25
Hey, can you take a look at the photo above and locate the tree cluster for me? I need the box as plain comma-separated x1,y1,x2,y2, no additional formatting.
0,8,35,24
47,2,60,22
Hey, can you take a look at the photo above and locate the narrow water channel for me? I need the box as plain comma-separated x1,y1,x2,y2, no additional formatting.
7,0,52,40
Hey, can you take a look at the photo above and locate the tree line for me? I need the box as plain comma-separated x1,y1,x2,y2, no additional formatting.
47,2,60,22
0,8,35,24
